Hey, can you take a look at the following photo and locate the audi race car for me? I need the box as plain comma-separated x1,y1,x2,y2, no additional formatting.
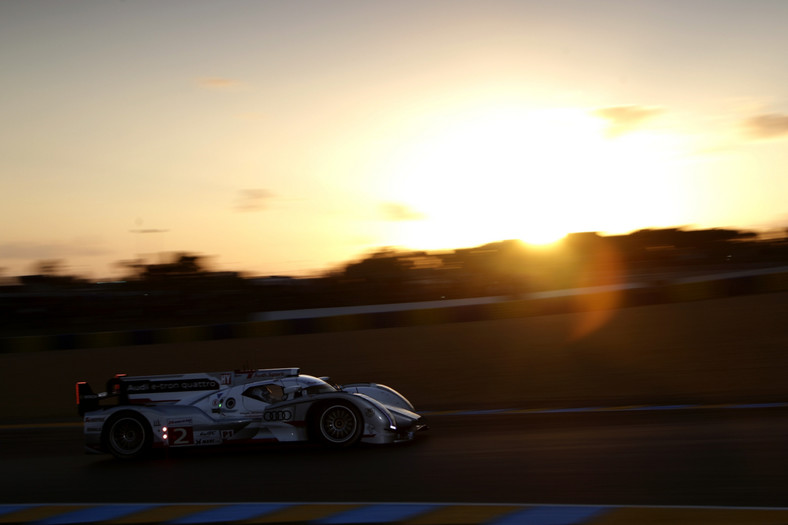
76,368,427,459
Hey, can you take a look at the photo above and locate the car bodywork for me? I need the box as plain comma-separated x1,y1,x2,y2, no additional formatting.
76,368,427,459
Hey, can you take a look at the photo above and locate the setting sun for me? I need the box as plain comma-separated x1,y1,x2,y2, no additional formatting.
377,105,689,250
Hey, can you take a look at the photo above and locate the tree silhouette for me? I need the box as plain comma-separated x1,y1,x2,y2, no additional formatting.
142,253,207,279
34,259,65,276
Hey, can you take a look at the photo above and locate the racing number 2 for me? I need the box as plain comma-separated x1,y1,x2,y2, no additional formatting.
168,427,194,446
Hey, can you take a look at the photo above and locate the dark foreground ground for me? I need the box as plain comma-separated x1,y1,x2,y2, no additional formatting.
2,408,788,507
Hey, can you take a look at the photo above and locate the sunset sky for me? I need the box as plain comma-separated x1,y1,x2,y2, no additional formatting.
2,0,788,278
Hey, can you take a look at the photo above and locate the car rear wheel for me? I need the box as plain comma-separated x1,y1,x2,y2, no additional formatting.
314,402,363,447
104,412,151,459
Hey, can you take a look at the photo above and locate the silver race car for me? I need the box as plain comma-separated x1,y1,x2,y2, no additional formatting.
76,368,427,459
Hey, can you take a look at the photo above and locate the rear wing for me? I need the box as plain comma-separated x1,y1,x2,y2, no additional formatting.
76,374,127,416
75,381,105,416
76,368,300,415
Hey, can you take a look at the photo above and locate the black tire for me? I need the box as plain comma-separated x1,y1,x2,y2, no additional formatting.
312,401,363,447
103,412,152,460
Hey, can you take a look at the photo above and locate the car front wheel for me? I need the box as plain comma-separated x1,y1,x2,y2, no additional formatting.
314,402,363,447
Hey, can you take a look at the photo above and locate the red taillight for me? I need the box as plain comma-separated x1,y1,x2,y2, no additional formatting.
113,374,126,394
76,382,86,405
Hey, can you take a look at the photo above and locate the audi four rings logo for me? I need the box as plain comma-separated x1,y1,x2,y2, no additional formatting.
264,410,293,422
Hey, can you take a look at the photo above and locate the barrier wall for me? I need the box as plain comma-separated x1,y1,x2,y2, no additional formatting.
2,269,787,354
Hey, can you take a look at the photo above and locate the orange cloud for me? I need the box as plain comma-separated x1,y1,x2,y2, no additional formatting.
197,77,243,89
743,113,788,140
593,105,663,137
0,241,110,259
381,202,425,221
236,189,274,212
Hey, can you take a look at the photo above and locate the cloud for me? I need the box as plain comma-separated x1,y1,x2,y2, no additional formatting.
235,112,267,121
593,105,663,137
0,241,110,260
381,202,425,221
236,189,274,212
197,77,244,89
743,113,788,140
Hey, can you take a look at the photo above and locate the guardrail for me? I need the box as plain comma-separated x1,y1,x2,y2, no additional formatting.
2,268,786,353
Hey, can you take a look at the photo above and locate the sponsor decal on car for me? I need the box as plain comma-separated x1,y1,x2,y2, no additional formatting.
125,379,220,393
167,417,193,426
194,430,222,446
263,410,294,422
168,427,223,447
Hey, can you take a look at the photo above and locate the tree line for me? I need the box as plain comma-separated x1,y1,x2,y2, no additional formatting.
2,227,786,337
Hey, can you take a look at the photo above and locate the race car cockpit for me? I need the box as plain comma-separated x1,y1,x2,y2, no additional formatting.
243,383,286,404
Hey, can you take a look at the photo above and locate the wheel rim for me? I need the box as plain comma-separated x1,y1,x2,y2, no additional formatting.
109,417,145,455
320,405,358,443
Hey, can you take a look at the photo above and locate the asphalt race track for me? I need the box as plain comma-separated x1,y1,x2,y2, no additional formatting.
3,292,788,522
3,407,788,508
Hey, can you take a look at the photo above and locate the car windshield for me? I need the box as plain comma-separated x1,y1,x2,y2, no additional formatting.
304,383,336,396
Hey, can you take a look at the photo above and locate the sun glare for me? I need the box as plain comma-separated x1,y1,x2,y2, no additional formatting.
378,104,688,250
